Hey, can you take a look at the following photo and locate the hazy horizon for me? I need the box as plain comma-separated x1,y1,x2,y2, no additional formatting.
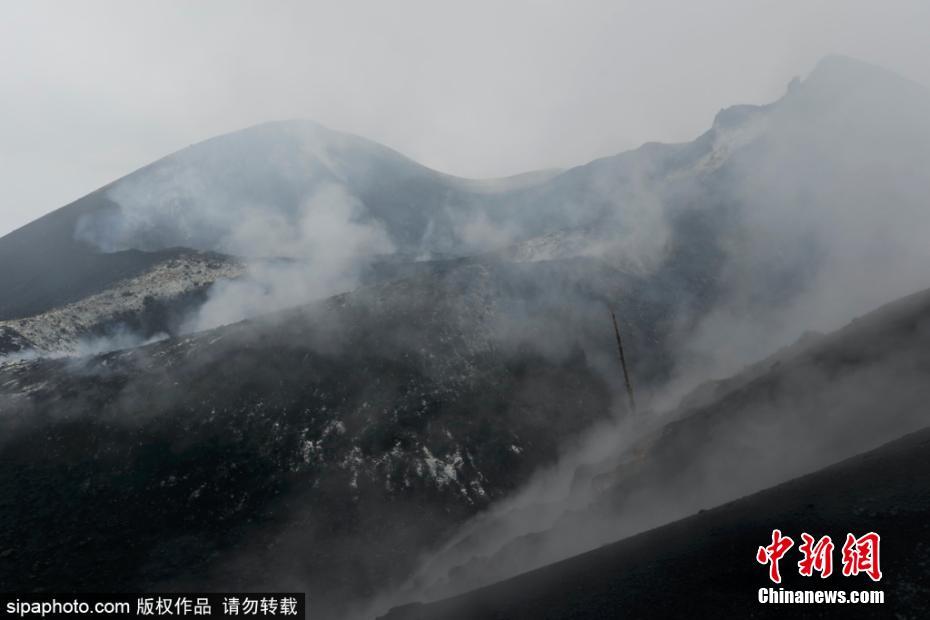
2,0,930,237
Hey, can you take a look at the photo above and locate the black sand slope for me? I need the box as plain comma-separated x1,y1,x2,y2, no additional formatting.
0,188,191,321
382,426,930,619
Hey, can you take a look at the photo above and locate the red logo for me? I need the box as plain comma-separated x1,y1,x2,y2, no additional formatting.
841,532,882,582
757,530,881,583
798,533,834,578
756,529,794,584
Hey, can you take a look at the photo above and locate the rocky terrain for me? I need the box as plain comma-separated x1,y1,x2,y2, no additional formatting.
382,424,930,619
375,284,930,613
2,55,930,619
0,252,242,358
0,257,656,619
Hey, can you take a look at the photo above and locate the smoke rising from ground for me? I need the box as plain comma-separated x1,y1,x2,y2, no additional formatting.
665,56,930,400
184,184,394,331
363,57,930,615
73,123,398,332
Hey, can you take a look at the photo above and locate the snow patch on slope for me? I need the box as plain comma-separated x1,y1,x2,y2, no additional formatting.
0,253,243,360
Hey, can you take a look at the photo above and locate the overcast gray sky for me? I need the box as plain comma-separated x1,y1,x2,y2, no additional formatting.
2,0,929,237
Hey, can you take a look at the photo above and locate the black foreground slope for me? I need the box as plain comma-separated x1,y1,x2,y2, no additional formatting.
382,425,930,620
373,284,930,608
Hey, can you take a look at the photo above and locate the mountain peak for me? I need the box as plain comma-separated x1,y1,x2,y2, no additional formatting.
811,53,882,75
802,54,926,98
